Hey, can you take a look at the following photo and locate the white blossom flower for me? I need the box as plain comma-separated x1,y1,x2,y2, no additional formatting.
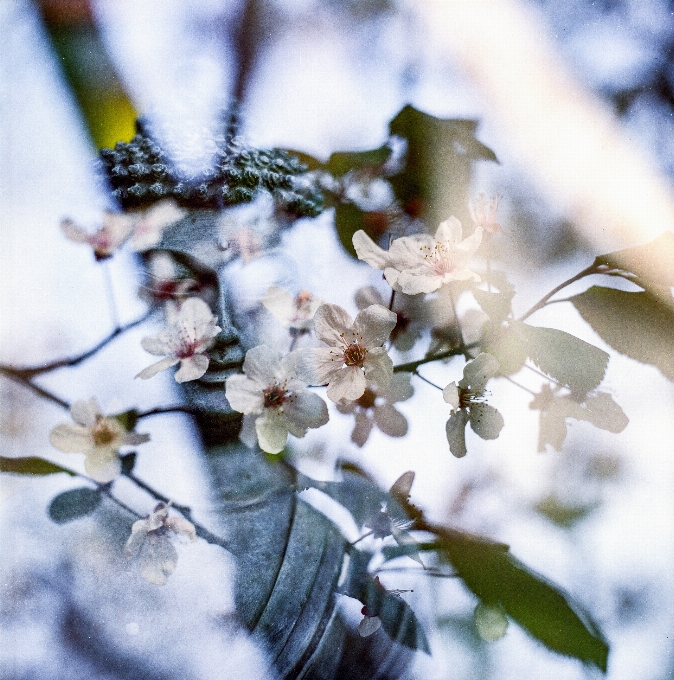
129,199,186,251
443,353,503,458
336,373,413,447
474,602,509,641
49,398,149,483
295,303,397,403
61,213,134,261
529,384,628,452
225,345,329,454
353,217,483,295
469,193,504,234
137,297,221,382
125,503,197,585
355,286,427,352
262,286,323,331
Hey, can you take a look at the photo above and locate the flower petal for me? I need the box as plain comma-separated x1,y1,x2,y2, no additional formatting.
50,423,92,453
469,403,504,440
374,403,408,438
293,348,343,386
446,409,470,458
141,329,181,356
351,410,373,447
124,432,151,446
166,516,197,541
261,286,295,328
442,382,460,409
174,354,210,382
84,450,121,483
225,374,265,414
284,390,329,430
178,297,220,345
139,535,178,585
238,414,258,449
60,219,90,243
460,353,499,393
353,305,397,348
434,217,463,247
71,398,101,427
363,348,393,390
352,230,391,270
392,269,443,295
358,615,382,637
243,344,282,385
136,357,180,380
313,304,353,347
354,286,384,310
326,366,366,402
256,412,289,454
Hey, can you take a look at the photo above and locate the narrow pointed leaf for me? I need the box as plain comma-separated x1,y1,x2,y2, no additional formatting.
438,529,609,671
327,145,392,177
0,456,75,476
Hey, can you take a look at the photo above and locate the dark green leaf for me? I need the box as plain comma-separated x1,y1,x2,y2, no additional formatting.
113,409,139,432
535,495,599,528
438,529,608,670
326,145,392,177
388,104,498,226
594,231,674,287
571,286,674,380
48,487,102,524
0,456,75,476
381,542,441,562
334,202,386,259
120,452,137,475
482,323,527,376
513,322,609,397
473,289,514,325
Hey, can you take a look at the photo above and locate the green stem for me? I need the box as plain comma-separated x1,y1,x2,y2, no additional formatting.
393,341,480,373
517,264,597,322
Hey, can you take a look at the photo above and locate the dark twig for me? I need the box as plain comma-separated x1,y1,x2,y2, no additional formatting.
0,311,151,379
393,342,480,373
0,368,70,410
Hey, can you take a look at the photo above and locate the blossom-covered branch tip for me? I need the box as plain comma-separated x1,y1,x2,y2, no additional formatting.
137,297,221,383
294,303,397,403
353,217,482,295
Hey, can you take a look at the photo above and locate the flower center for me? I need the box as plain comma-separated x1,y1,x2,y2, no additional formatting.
92,418,118,446
343,343,368,367
176,340,199,359
263,383,290,409
423,242,456,276
459,388,485,409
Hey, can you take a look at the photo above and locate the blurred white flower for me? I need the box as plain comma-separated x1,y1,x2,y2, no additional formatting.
474,602,509,641
354,286,427,352
140,252,197,305
469,193,504,234
225,345,329,454
295,304,397,403
49,398,149,483
137,297,221,382
353,217,482,294
125,503,197,585
61,213,134,261
443,353,503,458
336,373,413,447
262,286,323,331
129,200,186,251
529,384,628,452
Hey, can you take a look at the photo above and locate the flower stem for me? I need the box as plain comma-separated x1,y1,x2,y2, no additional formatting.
517,264,597,322
413,371,443,391
393,341,480,373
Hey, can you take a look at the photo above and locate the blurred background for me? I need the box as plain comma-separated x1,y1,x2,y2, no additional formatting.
1,0,674,678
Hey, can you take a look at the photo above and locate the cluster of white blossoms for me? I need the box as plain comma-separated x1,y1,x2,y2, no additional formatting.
61,200,185,260
137,297,221,383
50,398,150,483
353,217,483,294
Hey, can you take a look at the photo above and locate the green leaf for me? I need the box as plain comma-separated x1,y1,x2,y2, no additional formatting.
594,231,674,287
473,289,514,326
326,145,392,177
513,322,609,397
334,202,388,259
438,528,609,670
535,495,599,528
482,323,527,376
0,456,75,476
571,286,674,380
381,541,440,562
112,409,139,432
388,104,498,227
48,487,102,524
